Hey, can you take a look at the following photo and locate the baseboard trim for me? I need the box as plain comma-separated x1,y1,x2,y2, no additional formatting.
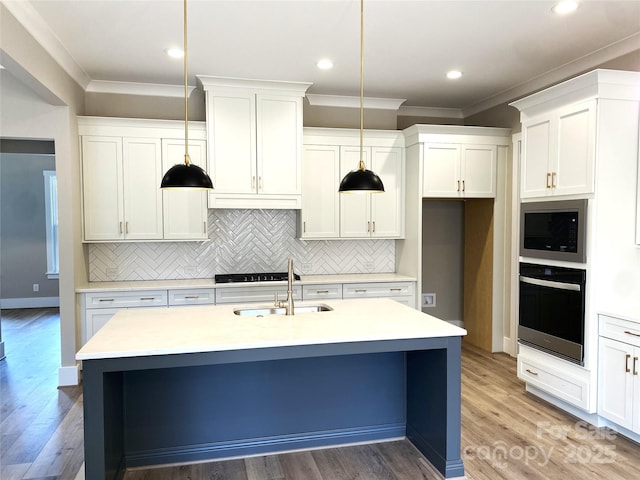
58,364,80,387
406,424,465,478
125,424,406,469
1,296,60,309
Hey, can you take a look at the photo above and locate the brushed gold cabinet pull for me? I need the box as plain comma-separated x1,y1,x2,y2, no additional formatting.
119,222,123,234
98,298,114,302
317,290,329,294
457,180,460,192
125,222,129,234
258,176,263,191
462,180,465,192
184,295,199,300
552,172,557,188
390,288,402,292
372,221,376,233
546,172,551,189
140,297,155,301
626,354,631,373
525,368,538,376
252,176,256,189
355,289,367,294
624,330,640,337
367,221,371,233
634,357,638,376
303,221,306,233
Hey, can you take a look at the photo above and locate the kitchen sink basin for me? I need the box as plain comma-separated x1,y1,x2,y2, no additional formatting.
233,304,333,316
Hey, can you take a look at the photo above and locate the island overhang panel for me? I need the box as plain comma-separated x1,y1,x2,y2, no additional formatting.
78,298,466,479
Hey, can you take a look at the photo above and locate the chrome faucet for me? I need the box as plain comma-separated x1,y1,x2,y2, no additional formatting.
275,257,295,315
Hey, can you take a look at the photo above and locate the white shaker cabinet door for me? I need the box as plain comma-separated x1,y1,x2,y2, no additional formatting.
81,136,124,241
371,146,404,237
462,144,496,197
257,94,302,195
422,144,461,197
122,138,163,240
300,144,340,238
340,146,372,238
162,139,208,240
207,90,256,194
521,118,552,198
598,337,635,430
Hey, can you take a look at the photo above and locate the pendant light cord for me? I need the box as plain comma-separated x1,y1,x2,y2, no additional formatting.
183,0,191,165
358,0,365,171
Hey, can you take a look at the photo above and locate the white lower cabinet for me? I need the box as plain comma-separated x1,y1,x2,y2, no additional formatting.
598,315,640,433
342,282,415,309
302,284,343,301
215,285,303,305
517,345,591,410
168,289,216,306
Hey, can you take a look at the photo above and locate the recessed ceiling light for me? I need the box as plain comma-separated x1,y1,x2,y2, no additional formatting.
165,47,184,59
446,70,463,80
552,1,578,15
317,59,334,70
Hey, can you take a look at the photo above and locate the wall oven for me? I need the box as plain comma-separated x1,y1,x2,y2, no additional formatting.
518,263,586,365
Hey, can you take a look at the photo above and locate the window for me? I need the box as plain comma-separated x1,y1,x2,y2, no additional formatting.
43,170,59,278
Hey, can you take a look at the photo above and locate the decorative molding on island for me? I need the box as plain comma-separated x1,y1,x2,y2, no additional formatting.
77,298,467,479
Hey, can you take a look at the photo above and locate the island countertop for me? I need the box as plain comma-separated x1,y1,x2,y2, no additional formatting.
76,298,466,361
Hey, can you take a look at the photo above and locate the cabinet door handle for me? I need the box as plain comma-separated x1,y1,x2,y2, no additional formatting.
303,221,306,233
140,297,155,301
457,180,460,192
258,176,263,191
372,221,376,233
355,289,367,294
98,298,114,302
462,180,465,192
390,288,402,292
184,295,200,300
367,221,371,233
624,330,640,337
626,354,631,373
252,176,256,189
119,222,123,234
316,290,329,294
634,357,638,376
546,172,551,189
525,368,538,376
125,222,129,234
551,172,557,188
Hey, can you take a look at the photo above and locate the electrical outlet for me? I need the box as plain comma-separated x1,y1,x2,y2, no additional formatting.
33,283,39,292
422,293,436,308
301,263,312,272
364,261,374,272
184,266,198,275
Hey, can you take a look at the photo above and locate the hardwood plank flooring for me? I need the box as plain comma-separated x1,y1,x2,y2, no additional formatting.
2,308,640,480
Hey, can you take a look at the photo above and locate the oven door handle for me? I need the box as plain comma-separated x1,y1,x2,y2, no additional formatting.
520,276,581,292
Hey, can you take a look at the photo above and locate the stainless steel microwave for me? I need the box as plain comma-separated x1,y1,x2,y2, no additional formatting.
520,199,587,263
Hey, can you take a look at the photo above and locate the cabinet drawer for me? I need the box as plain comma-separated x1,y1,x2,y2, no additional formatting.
302,284,342,300
215,285,302,305
517,352,590,410
168,288,216,306
600,314,640,348
84,290,168,308
343,282,415,298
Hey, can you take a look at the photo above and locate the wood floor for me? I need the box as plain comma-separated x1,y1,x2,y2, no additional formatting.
2,308,639,480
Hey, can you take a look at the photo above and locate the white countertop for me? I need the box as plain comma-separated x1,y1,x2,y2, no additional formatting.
76,298,466,361
75,273,416,293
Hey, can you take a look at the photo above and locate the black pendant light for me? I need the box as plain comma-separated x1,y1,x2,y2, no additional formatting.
161,0,213,190
338,0,384,194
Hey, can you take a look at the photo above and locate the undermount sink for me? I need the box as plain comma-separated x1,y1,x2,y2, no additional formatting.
233,304,333,317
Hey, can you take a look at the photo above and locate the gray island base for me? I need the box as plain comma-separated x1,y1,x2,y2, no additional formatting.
77,298,466,479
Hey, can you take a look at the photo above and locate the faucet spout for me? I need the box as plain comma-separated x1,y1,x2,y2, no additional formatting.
285,257,295,316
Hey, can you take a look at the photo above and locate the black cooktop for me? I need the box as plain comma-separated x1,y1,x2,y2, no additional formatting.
214,272,300,283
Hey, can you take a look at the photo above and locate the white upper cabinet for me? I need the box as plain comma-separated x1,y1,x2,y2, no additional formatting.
79,117,209,242
519,99,596,199
422,143,497,198
198,77,311,209
299,144,341,239
300,128,405,240
161,139,208,240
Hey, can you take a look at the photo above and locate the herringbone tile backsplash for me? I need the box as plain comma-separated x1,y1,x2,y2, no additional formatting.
89,210,395,281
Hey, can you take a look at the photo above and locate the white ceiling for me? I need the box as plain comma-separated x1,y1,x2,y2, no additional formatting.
8,0,640,115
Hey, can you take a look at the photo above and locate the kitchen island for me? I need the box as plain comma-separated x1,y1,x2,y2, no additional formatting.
77,298,466,479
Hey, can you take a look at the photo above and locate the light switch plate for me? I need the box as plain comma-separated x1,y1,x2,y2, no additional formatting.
422,293,436,308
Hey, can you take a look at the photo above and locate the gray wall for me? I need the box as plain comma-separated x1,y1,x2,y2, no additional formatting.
0,151,59,300
421,200,464,322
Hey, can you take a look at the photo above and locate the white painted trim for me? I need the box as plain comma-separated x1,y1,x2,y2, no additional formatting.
465,33,640,117
306,94,406,111
1,0,91,89
197,75,312,95
86,80,193,98
398,105,464,119
0,297,60,309
58,364,80,387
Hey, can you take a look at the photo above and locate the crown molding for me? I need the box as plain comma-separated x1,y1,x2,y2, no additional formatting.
397,105,464,119
306,94,406,110
462,32,640,118
86,80,194,98
3,0,91,89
